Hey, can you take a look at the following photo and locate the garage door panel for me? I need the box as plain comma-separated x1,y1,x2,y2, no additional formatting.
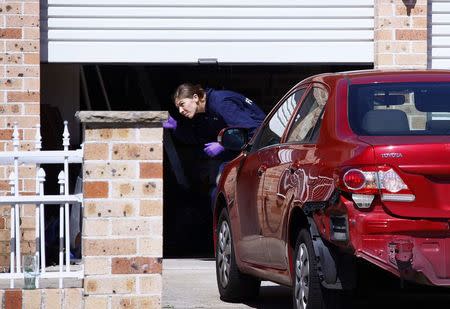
432,37,450,47
48,29,373,42
48,41,373,63
47,7,373,18
46,18,374,30
42,0,374,63
432,48,450,58
432,2,450,12
47,0,373,7
432,25,450,35
431,14,450,24
431,59,450,69
432,1,450,69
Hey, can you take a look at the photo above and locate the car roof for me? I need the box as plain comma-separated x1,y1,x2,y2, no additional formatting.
297,69,450,87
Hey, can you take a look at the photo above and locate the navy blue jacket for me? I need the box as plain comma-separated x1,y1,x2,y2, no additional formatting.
173,88,266,148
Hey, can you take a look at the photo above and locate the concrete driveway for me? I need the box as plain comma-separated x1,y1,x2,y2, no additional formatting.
162,259,292,309
163,258,450,309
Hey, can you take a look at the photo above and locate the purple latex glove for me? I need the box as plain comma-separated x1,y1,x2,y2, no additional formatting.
163,116,177,130
204,142,225,157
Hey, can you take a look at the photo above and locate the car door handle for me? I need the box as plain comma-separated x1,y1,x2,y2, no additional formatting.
257,165,267,176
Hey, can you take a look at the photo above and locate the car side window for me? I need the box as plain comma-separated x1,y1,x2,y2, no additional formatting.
251,88,306,151
285,87,328,144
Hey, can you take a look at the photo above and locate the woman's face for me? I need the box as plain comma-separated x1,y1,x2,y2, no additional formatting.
175,94,199,119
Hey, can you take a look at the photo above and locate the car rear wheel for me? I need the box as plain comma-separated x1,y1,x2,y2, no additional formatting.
293,229,342,309
216,208,261,302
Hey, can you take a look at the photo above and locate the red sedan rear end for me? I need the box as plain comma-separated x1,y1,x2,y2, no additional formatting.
213,70,450,309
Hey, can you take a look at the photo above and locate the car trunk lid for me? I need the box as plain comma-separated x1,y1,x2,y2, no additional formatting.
358,136,450,219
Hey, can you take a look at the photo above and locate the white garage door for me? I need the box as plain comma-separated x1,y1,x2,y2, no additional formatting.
431,0,450,68
41,0,374,63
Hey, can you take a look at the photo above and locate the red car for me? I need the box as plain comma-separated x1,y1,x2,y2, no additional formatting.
213,70,450,309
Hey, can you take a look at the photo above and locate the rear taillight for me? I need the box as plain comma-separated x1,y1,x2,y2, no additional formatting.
343,169,366,190
378,169,408,193
338,166,415,208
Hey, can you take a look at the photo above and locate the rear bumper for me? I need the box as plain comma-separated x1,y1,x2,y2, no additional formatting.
357,235,450,286
341,197,450,286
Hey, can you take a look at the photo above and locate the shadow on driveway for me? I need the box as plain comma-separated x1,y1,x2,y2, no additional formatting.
243,284,450,309
243,285,292,308
163,259,450,309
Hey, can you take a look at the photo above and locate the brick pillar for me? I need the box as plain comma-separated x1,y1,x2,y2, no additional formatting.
0,0,40,268
77,111,166,308
374,0,428,69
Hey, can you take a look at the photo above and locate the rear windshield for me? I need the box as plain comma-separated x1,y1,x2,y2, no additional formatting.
349,82,450,136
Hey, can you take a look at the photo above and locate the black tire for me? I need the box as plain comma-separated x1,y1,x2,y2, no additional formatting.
216,208,261,302
293,229,342,309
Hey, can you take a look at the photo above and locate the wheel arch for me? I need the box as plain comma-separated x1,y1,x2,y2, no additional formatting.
287,205,309,281
288,205,309,254
288,203,356,290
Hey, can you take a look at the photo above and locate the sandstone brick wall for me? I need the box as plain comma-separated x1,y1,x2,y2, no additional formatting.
0,0,40,176
0,0,40,269
374,0,430,129
79,111,166,308
374,0,428,69
0,288,84,308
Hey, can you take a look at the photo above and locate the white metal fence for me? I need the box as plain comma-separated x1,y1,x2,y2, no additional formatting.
0,121,83,288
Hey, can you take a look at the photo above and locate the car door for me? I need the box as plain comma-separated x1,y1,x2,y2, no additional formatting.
234,88,304,266
262,85,330,269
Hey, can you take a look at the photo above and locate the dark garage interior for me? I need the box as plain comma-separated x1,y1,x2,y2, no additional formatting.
41,63,373,259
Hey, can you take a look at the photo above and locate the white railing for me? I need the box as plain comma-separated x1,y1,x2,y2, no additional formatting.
0,121,83,288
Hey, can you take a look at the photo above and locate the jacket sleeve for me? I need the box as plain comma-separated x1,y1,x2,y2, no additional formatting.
217,98,263,138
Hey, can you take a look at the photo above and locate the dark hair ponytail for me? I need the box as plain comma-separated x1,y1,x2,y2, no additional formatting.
173,83,205,102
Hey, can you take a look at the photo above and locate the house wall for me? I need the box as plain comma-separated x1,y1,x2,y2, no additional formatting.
0,0,439,307
0,0,40,157
374,0,428,69
0,0,41,271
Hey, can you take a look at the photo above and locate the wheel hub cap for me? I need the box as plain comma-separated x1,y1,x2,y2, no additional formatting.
218,221,232,288
294,243,309,309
